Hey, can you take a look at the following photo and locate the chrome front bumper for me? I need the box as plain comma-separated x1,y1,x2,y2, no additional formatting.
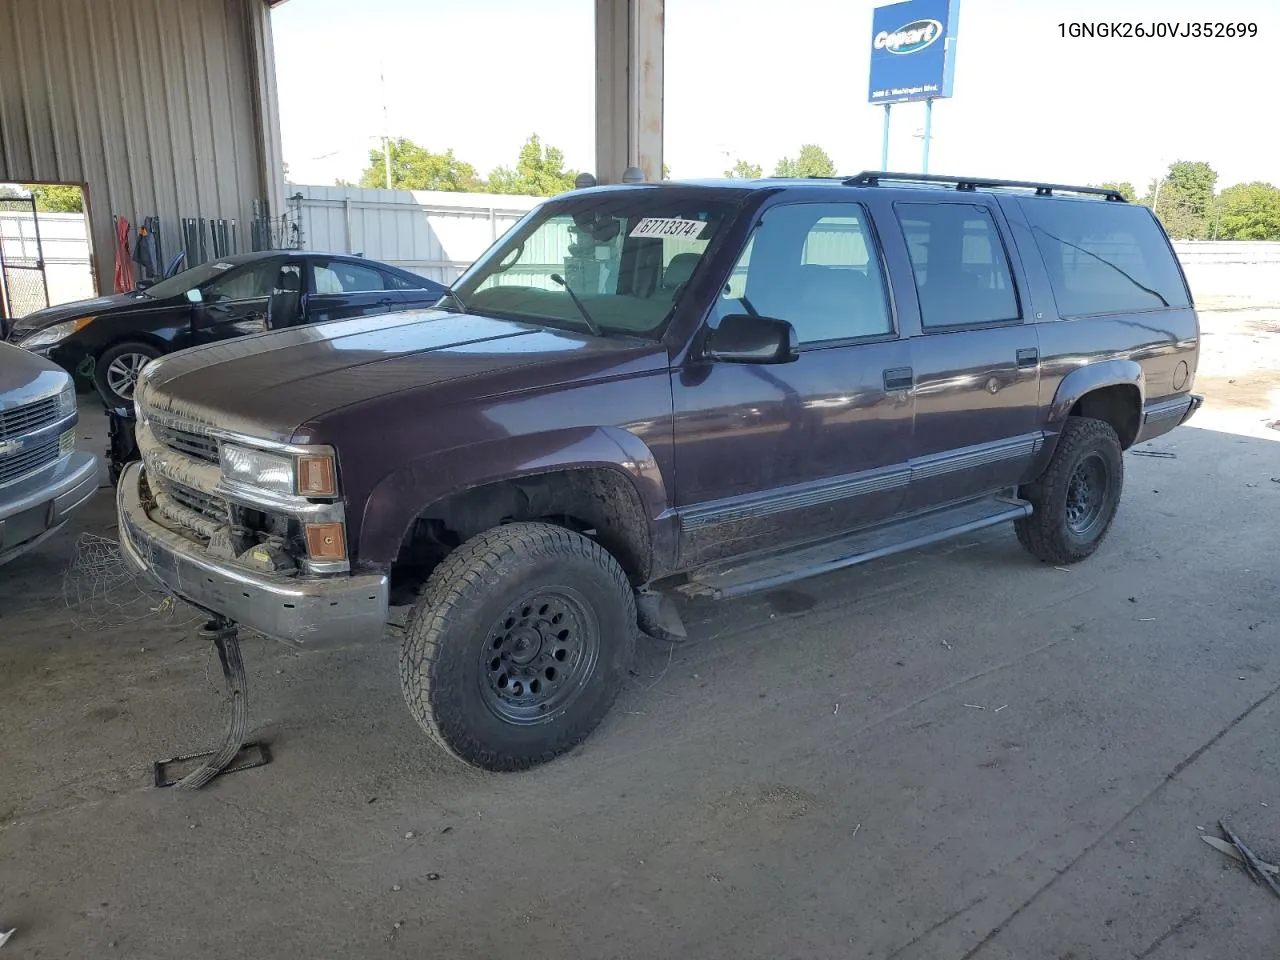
116,462,389,648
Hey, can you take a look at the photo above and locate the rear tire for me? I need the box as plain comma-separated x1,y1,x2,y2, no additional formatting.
399,522,636,772
1015,416,1124,565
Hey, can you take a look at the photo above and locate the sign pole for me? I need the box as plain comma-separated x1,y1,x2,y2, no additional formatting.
921,98,933,173
881,104,891,170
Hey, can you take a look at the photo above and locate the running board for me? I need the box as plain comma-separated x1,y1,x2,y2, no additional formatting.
679,495,1032,600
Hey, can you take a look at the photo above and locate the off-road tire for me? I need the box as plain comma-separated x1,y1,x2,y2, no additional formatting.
399,522,636,772
1015,416,1124,565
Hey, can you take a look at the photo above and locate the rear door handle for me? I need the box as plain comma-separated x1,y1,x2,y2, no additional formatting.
1016,347,1039,367
883,366,914,392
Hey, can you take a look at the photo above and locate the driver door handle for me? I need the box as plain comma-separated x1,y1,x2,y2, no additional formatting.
883,366,914,392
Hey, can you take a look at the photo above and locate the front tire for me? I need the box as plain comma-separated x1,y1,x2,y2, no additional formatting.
1015,416,1124,565
94,341,161,405
399,522,636,772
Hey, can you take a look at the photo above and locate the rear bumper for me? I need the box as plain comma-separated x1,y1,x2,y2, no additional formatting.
1135,393,1203,444
115,462,389,648
0,451,100,566
1180,393,1204,424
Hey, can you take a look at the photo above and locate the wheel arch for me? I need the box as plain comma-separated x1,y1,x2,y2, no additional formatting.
1048,360,1145,449
359,426,676,584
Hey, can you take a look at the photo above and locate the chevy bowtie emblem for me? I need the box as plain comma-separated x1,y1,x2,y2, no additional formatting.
0,437,25,457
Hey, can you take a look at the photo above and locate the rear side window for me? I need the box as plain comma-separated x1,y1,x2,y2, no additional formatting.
312,261,386,294
895,203,1021,329
1018,199,1190,317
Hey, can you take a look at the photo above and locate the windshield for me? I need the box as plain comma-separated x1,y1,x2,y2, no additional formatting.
142,259,249,300
452,194,737,338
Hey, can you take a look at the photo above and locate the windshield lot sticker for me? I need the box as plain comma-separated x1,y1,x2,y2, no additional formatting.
630,218,707,240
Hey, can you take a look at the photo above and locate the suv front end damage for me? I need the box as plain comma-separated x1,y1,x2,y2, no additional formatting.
116,385,388,647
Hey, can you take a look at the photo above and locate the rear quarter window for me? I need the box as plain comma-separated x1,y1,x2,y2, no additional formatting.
1018,199,1190,317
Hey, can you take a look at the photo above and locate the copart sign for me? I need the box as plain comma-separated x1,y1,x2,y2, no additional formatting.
868,0,959,105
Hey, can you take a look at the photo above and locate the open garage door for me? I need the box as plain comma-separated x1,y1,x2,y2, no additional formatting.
0,192,50,329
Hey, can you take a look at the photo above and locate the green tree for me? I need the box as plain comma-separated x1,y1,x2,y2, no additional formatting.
1094,181,1136,201
774,144,836,179
487,134,579,197
724,159,763,179
31,185,84,212
1214,181,1280,240
1142,160,1218,239
359,138,483,192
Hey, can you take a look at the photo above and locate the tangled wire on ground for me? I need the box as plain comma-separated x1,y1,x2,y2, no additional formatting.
60,533,203,633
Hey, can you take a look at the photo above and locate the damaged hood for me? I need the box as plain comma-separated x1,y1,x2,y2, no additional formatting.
135,309,666,443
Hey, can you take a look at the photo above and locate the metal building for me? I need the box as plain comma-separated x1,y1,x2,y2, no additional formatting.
0,0,663,317
0,0,286,303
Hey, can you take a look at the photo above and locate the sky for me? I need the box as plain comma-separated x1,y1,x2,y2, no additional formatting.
272,0,1280,194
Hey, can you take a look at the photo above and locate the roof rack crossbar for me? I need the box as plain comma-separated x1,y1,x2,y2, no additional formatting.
843,171,1128,202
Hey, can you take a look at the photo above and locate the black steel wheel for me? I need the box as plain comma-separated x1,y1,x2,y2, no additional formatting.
1016,416,1124,565
479,587,600,725
400,522,636,772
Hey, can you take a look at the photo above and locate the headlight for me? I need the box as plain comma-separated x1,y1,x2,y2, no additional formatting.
17,317,94,349
220,444,296,496
219,443,339,498
56,382,77,419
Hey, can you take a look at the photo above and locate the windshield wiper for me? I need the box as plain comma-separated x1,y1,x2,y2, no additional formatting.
436,286,468,314
550,274,604,337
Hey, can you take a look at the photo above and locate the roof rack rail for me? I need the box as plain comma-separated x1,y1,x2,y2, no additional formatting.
843,171,1128,202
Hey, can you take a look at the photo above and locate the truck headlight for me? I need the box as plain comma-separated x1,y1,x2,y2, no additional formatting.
56,383,77,419
220,444,296,496
219,443,339,498
17,317,94,349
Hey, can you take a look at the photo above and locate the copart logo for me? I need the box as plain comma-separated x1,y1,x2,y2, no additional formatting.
875,19,943,54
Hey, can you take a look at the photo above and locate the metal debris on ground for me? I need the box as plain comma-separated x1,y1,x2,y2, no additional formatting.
1132,449,1177,459
963,703,986,710
0,929,14,948
940,638,953,650
994,704,1009,713
1207,822,1280,899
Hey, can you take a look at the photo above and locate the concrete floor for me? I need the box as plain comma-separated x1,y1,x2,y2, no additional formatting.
2,309,1278,959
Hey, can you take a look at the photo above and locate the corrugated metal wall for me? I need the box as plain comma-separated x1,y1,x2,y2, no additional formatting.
0,0,282,294
292,185,543,283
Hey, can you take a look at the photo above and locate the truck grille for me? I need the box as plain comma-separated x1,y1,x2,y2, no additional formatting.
0,396,60,441
0,435,60,485
152,423,220,464
166,479,230,524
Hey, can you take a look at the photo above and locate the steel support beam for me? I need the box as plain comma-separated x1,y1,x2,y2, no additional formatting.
595,0,663,184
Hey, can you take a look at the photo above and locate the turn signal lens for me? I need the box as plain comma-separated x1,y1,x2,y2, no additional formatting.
296,455,337,497
305,522,347,561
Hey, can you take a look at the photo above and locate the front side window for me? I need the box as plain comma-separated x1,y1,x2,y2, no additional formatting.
452,196,737,337
716,202,893,344
203,259,283,302
1017,198,1191,317
896,203,1021,329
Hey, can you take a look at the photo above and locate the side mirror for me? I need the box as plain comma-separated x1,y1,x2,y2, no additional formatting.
704,313,798,364
135,278,155,291
184,288,203,304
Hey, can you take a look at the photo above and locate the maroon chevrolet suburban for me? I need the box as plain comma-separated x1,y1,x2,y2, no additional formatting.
117,172,1201,773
